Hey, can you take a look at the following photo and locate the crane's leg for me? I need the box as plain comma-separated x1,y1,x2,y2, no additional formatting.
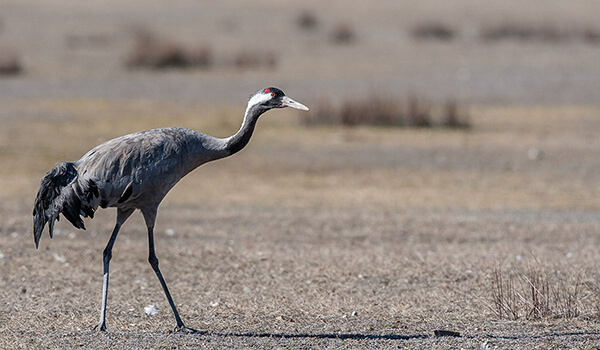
142,207,202,334
94,208,134,332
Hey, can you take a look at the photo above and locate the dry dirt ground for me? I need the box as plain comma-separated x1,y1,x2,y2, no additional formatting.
2,102,600,349
1,1,600,349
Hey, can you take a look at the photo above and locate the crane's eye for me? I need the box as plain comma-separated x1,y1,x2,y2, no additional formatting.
271,93,276,97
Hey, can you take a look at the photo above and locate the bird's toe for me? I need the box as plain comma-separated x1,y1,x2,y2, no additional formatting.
93,323,107,332
172,325,206,335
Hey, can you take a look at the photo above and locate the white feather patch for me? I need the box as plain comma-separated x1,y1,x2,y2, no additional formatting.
144,305,159,316
246,92,272,115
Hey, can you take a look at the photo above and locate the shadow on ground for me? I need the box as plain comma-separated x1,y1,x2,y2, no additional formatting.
212,331,428,340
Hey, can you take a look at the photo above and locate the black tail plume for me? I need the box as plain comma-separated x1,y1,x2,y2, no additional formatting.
33,162,97,249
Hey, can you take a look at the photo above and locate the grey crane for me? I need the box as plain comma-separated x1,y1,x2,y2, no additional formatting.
33,87,308,333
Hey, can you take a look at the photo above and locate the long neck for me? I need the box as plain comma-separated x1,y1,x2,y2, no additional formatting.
183,105,267,174
223,104,265,156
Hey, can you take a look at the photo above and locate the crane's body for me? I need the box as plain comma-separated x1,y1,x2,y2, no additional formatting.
36,127,227,234
81,127,204,208
33,87,308,333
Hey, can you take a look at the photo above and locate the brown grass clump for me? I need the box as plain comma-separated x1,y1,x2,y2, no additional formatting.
407,21,600,46
481,23,564,43
125,27,278,71
297,11,319,31
125,28,212,70
330,23,356,44
582,29,600,44
411,22,456,41
233,50,278,70
301,96,470,129
442,99,471,128
491,258,596,320
0,51,23,76
481,22,600,44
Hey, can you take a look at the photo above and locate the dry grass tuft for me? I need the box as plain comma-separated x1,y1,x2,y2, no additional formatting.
301,96,470,129
407,21,600,46
0,51,23,76
125,27,278,71
330,24,356,44
481,22,600,44
125,28,212,70
442,99,471,128
233,50,278,70
492,265,520,320
297,11,319,31
411,22,456,41
491,257,597,320
582,29,600,44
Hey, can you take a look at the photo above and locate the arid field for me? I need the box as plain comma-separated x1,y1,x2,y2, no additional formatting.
1,1,600,349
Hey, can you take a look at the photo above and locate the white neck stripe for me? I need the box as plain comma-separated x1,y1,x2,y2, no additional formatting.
245,93,271,116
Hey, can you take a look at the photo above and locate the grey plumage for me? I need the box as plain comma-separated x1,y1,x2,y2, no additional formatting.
32,87,308,333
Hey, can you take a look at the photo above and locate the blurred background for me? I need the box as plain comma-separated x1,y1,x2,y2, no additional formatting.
0,0,599,105
1,0,599,208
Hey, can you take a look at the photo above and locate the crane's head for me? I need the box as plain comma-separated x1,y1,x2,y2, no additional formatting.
246,87,309,115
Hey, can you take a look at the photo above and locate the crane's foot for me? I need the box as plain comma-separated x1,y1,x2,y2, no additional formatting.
93,322,107,332
172,325,206,334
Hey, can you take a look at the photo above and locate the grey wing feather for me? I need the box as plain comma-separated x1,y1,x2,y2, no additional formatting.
33,127,221,247
77,128,196,208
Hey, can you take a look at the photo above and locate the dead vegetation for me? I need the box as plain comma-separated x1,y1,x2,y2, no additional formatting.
480,22,600,44
409,20,600,45
411,22,456,41
294,11,355,45
125,28,278,71
300,96,470,129
296,10,319,31
491,257,598,321
125,28,212,70
0,51,23,76
330,24,356,44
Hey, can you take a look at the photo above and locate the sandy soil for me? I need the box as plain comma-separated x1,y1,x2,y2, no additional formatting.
1,102,600,348
1,1,600,349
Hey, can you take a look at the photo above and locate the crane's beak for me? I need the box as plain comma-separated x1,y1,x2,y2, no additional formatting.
280,96,309,111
